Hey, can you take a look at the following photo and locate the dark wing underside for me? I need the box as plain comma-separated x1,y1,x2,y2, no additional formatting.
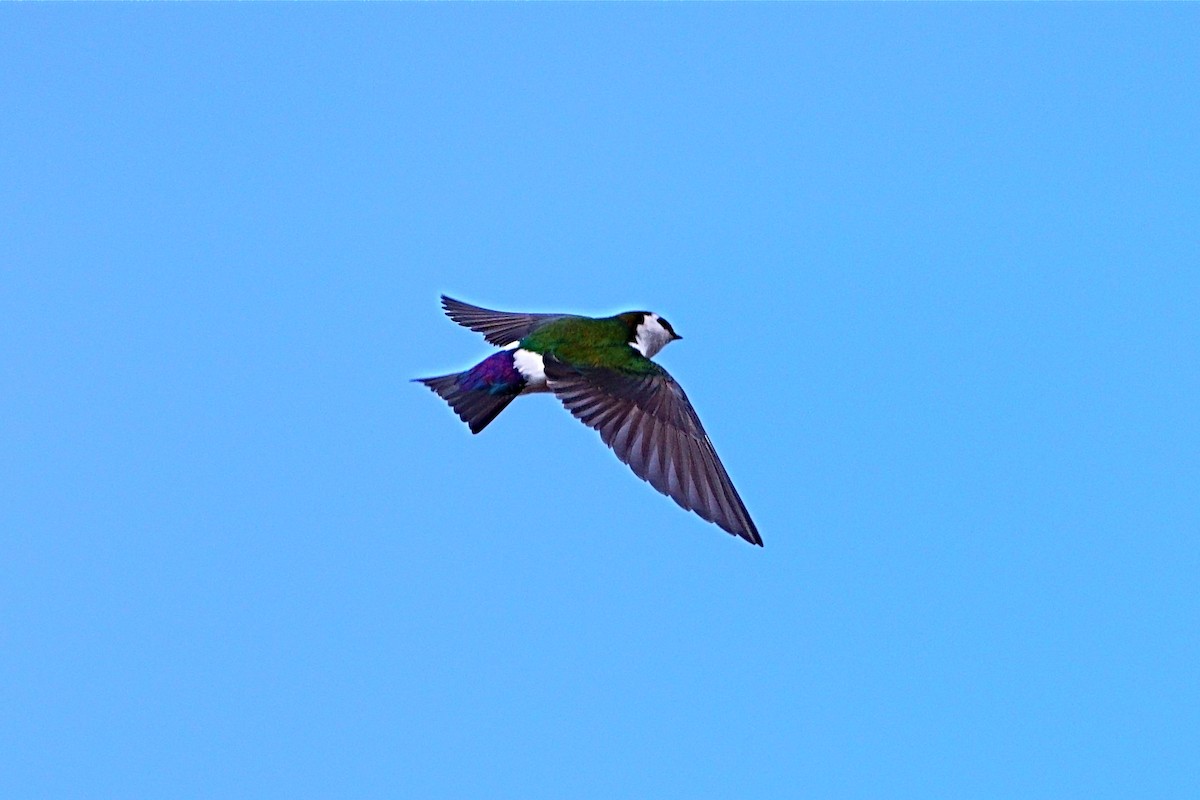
544,356,761,546
441,295,563,347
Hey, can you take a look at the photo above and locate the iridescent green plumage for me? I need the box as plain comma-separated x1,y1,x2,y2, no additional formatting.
519,314,662,374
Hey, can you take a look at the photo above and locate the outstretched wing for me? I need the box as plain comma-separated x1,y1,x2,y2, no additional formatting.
544,356,762,546
441,295,564,348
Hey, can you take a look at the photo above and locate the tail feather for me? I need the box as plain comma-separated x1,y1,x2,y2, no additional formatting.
415,373,518,434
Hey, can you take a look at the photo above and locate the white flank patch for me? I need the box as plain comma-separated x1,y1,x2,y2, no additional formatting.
512,348,548,392
632,313,673,358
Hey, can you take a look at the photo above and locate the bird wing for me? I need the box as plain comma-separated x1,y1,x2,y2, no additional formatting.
544,355,762,546
441,295,563,347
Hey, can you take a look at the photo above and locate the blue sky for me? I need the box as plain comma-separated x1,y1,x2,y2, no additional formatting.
3,6,1197,798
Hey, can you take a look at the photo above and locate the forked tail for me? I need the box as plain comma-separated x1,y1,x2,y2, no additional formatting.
415,351,526,434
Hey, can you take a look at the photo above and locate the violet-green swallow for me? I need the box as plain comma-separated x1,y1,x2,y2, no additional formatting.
416,296,762,546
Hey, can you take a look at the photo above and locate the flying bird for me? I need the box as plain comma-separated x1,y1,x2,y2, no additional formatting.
415,296,762,546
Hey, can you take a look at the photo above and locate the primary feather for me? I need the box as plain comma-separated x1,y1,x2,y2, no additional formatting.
543,355,761,546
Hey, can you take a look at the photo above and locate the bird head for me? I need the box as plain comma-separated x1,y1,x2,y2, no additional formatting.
622,311,681,358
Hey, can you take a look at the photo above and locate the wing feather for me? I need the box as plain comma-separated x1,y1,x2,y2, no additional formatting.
441,295,564,347
544,355,762,546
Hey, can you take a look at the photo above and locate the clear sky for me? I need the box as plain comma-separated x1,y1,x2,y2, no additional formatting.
3,6,1197,798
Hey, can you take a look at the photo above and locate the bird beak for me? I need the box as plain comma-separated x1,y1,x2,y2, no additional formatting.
672,333,683,341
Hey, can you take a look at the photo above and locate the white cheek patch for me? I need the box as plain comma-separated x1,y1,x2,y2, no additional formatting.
512,348,548,390
632,314,671,358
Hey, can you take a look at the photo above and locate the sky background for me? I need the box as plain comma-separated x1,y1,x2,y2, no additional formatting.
3,6,1197,798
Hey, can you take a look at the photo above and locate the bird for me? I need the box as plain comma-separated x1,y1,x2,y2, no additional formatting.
415,295,762,547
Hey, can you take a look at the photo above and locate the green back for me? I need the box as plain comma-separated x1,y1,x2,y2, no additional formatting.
520,315,659,373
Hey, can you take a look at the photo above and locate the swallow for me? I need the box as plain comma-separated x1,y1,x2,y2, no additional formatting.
416,296,761,546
